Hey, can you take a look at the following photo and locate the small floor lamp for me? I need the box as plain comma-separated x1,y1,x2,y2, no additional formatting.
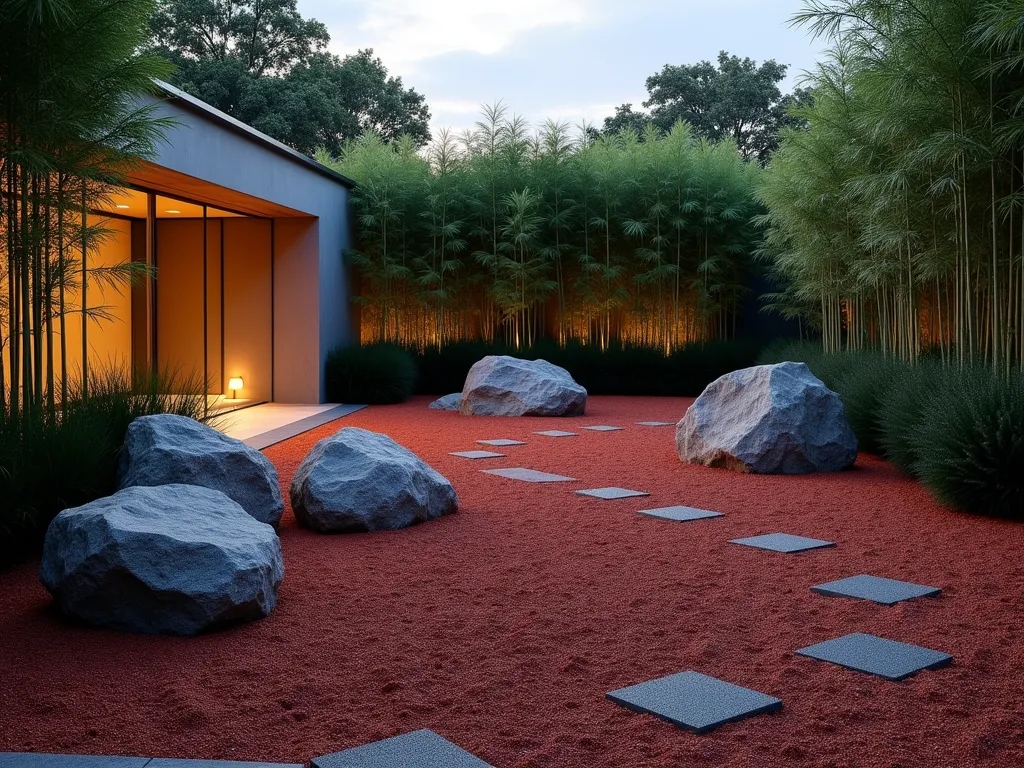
228,377,244,400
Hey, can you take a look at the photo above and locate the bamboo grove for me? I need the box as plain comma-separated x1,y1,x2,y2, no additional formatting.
1,0,169,421
319,108,762,351
758,0,1024,372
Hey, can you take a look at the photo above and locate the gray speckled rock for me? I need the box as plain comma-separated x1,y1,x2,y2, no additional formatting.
676,362,857,474
459,356,587,417
429,393,462,411
290,427,459,533
39,484,283,635
117,414,284,527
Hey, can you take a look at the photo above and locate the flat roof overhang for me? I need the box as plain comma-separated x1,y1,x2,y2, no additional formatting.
126,160,314,218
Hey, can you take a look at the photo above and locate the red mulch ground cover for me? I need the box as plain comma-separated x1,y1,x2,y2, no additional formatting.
2,396,1024,767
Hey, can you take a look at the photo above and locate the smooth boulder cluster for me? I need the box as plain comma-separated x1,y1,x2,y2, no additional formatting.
459,355,587,417
290,427,459,533
676,362,857,474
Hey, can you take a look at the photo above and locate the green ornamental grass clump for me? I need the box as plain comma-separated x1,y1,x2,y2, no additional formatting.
913,370,1024,519
325,343,417,404
876,360,944,475
0,367,209,568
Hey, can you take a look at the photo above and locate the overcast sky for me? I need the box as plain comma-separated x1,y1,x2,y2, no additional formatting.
298,0,826,137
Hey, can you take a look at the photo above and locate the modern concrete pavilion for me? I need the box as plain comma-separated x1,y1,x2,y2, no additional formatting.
58,81,355,415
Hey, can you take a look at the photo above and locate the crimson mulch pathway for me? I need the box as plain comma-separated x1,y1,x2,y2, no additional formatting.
1,396,1023,767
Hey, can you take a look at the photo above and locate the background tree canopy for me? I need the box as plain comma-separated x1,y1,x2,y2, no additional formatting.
604,51,812,164
149,0,431,154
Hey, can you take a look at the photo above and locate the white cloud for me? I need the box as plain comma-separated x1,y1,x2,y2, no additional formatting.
323,0,598,73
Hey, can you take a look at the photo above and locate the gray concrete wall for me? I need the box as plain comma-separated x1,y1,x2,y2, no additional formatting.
137,91,353,403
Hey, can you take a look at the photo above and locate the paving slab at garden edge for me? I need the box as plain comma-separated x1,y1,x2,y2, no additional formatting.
795,633,952,681
148,760,303,767
476,439,526,446
0,756,151,768
639,505,724,522
606,671,782,734
576,487,650,500
730,533,835,553
534,430,577,437
482,467,576,483
449,450,506,459
311,729,493,768
637,421,674,427
583,425,624,431
811,574,941,605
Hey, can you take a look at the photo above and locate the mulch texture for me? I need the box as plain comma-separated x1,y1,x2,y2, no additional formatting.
2,395,1023,767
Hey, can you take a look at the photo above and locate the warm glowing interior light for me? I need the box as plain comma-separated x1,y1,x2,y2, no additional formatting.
115,204,130,209
165,209,181,214
228,378,244,391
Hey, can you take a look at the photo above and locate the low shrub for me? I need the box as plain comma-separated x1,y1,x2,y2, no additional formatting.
411,339,763,397
0,367,209,568
325,343,417,404
914,369,1024,519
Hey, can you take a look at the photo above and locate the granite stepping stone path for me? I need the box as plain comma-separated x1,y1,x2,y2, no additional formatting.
534,430,577,437
638,505,723,522
576,487,649,500
311,729,492,768
606,671,782,734
730,533,835,553
482,468,575,483
636,421,673,427
811,574,941,605
583,425,623,432
476,439,526,446
449,450,506,460
795,633,952,681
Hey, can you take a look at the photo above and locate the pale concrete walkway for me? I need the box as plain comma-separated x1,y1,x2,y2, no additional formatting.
217,403,365,450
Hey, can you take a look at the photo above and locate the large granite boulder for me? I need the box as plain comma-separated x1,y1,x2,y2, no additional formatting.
290,427,459,533
39,484,284,635
676,362,857,474
429,393,462,411
459,356,587,417
117,414,284,527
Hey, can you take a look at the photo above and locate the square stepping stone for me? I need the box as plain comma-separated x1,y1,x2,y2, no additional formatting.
639,505,723,522
311,729,493,768
730,533,835,553
795,633,952,681
0,756,151,768
449,450,505,460
811,574,941,605
0,757,149,768
606,671,782,734
583,425,623,432
482,468,575,483
576,487,649,500
149,760,302,767
534,430,577,437
476,439,526,447
637,421,674,427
